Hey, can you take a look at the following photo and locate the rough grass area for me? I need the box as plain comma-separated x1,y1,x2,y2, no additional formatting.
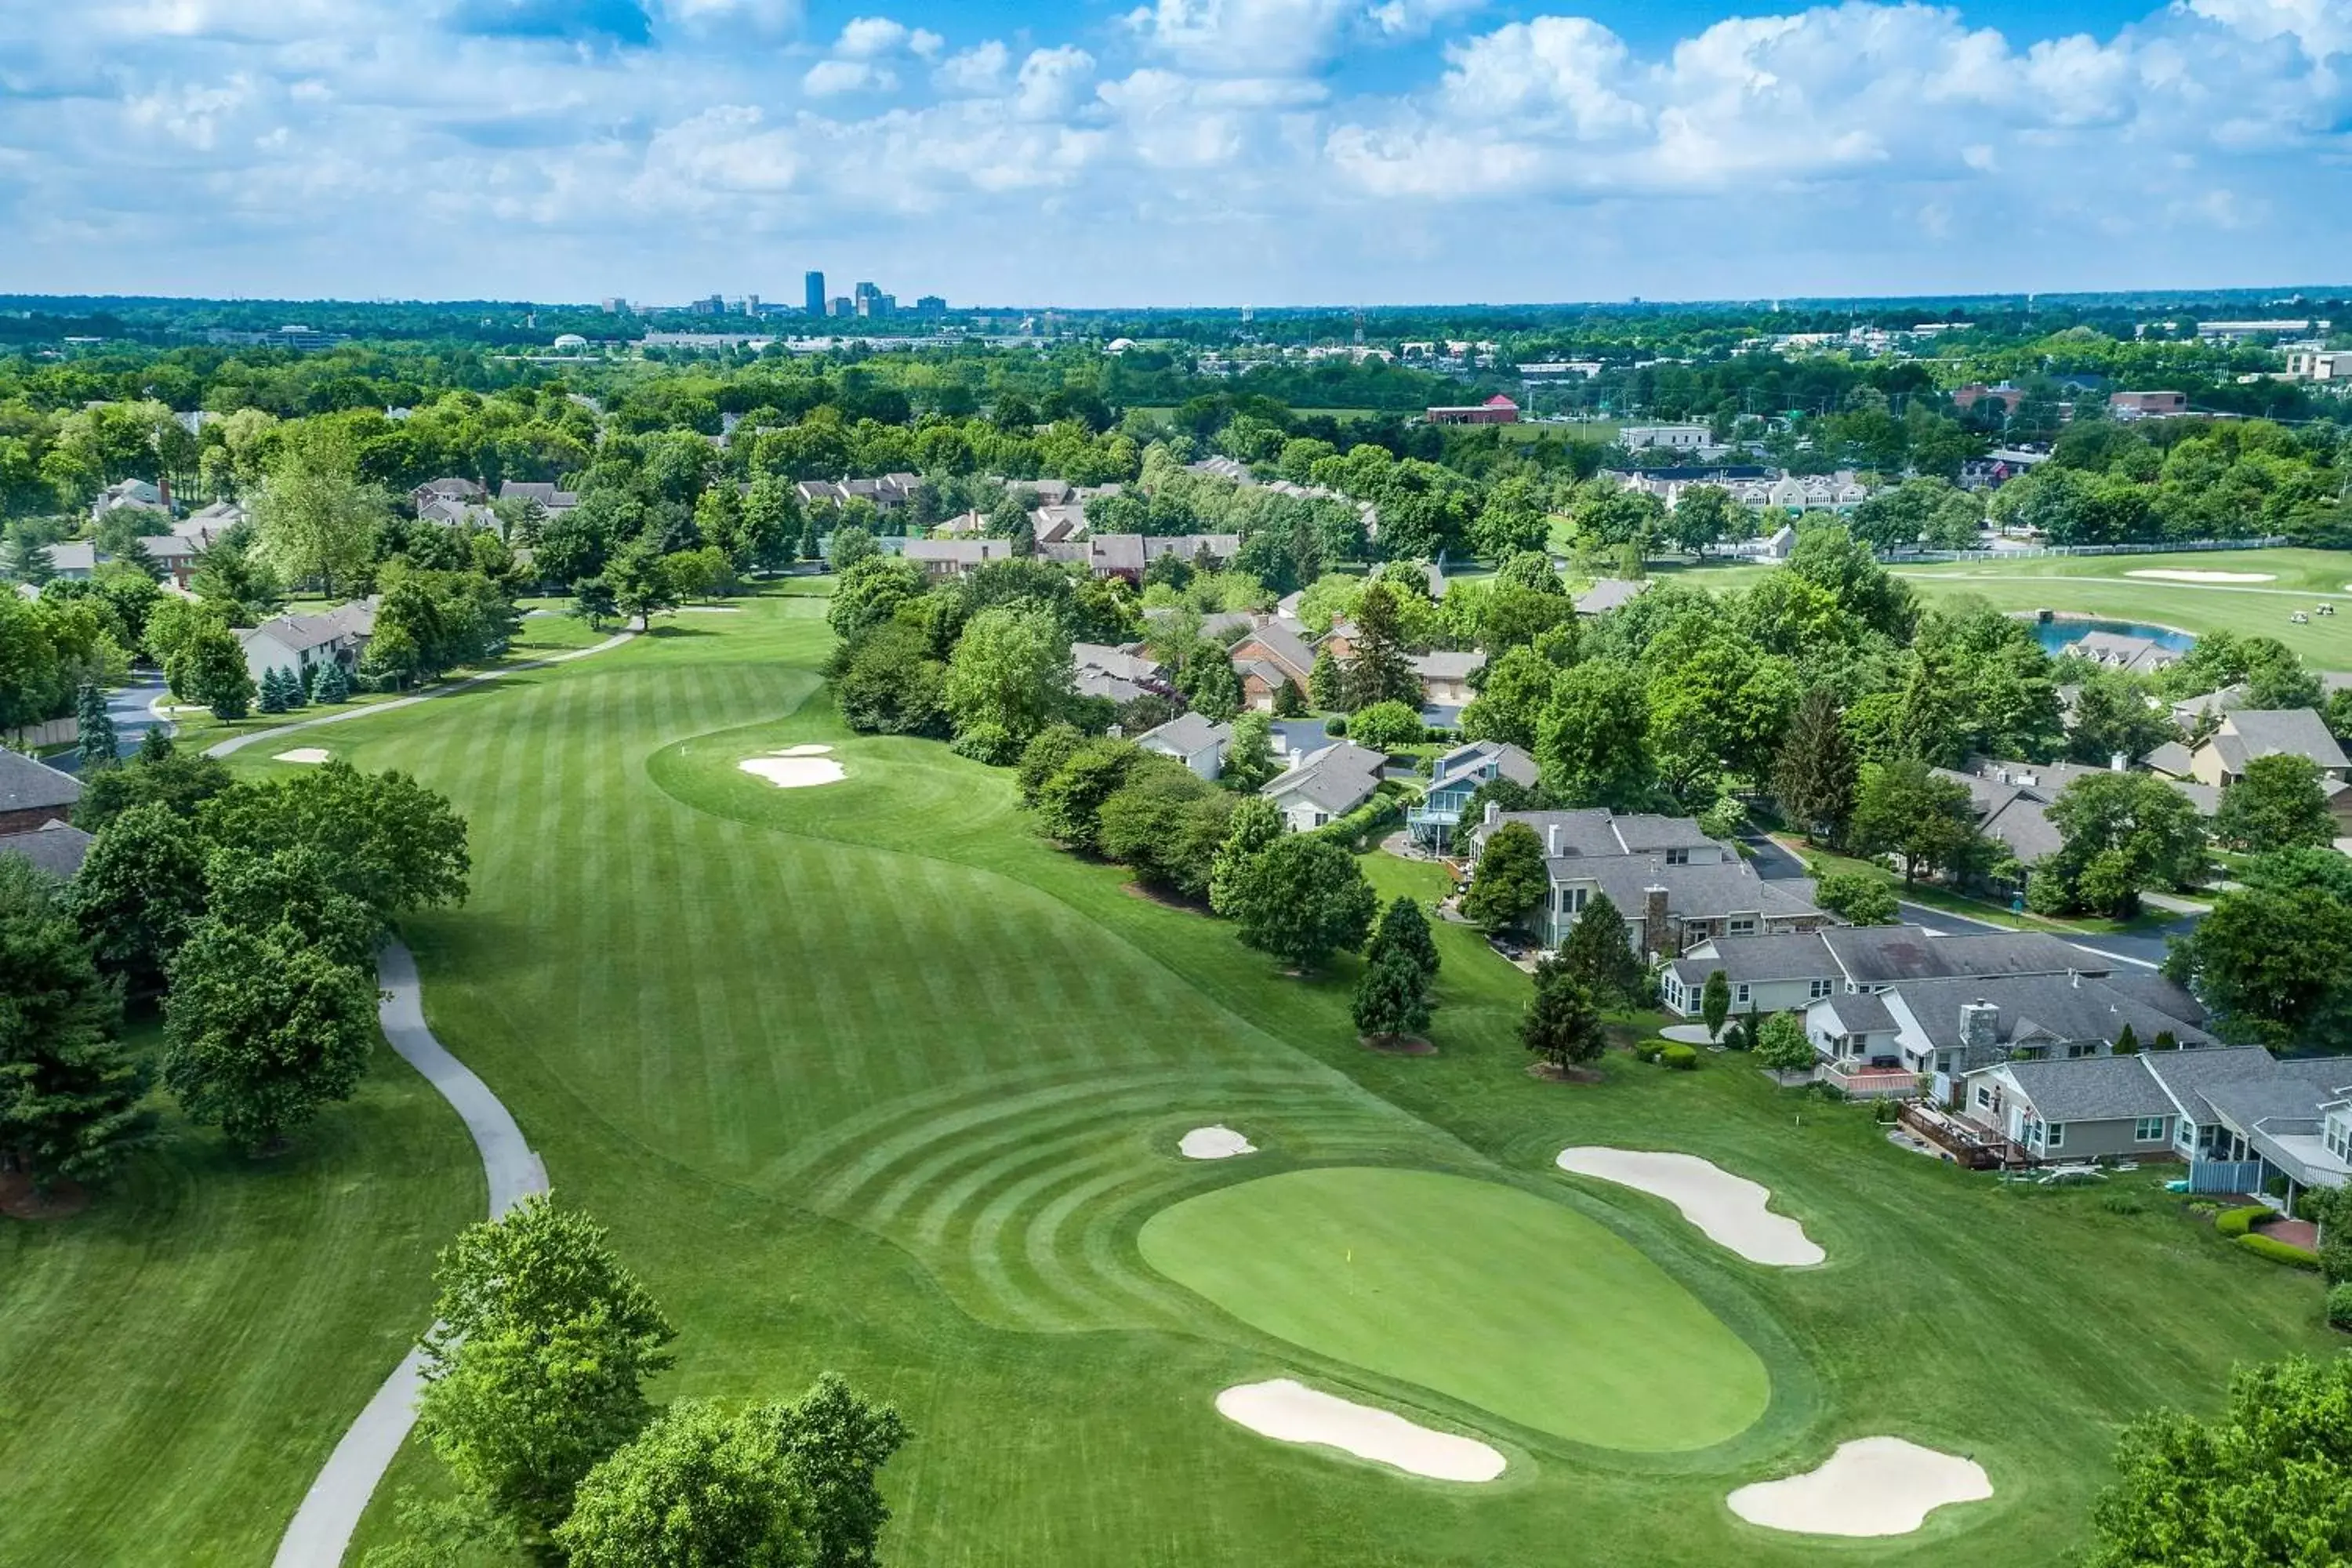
11,581,2336,1567
1138,1166,1771,1450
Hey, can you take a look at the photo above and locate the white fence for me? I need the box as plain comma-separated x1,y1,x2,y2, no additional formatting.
4,717,75,751
1891,536,2292,564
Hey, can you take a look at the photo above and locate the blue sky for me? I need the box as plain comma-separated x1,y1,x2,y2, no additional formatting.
1,0,2346,307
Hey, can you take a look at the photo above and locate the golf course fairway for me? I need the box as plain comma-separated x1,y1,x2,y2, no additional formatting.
1138,1167,1771,1451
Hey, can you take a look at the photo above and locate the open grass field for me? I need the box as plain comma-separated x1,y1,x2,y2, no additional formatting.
8,580,2341,1566
1137,1166,1770,1451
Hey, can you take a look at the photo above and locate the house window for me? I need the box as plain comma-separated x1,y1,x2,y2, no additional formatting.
1808,978,1833,1000
1973,1084,1993,1110
2043,1122,2066,1151
1563,887,1588,915
1733,983,1751,1006
2066,1044,2096,1059
1728,917,1756,935
1665,848,1690,866
2133,1116,2168,1143
2327,1116,2350,1163
1312,812,1328,827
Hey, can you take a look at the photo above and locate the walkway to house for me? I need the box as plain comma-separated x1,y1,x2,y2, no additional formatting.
208,630,634,759
270,942,546,1568
2260,1216,2320,1250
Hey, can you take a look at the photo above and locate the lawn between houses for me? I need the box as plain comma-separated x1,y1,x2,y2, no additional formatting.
5,585,2336,1567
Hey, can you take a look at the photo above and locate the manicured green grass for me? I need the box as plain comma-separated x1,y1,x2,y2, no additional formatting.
0,1025,479,1566
16,584,2335,1566
1138,1166,1770,1451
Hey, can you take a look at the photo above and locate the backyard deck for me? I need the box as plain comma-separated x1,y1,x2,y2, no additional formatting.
1900,1104,2034,1171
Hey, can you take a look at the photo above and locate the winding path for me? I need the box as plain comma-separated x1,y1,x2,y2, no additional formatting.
270,943,547,1568
208,630,634,760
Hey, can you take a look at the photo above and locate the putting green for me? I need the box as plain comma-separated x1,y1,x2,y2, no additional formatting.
1138,1167,1770,1452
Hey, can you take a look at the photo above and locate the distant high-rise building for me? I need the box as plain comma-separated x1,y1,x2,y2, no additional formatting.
828,296,855,318
915,295,946,315
804,271,826,317
601,297,628,314
689,294,724,316
742,295,760,316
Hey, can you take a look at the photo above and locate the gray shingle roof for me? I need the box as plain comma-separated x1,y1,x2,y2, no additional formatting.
0,748,83,814
1674,933,1835,984
2002,1055,2176,1123
1409,650,1484,682
1822,926,2093,985
1816,991,1897,1034
240,613,355,655
1136,713,1231,755
1574,577,1653,615
1264,742,1385,815
1563,854,1820,924
2141,1046,2286,1124
1230,620,1316,684
1896,973,2212,1058
1431,740,1537,790
0,820,92,878
2210,709,2350,775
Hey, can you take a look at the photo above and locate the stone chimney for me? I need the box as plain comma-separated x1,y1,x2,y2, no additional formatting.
1644,885,1671,958
1959,1000,2000,1054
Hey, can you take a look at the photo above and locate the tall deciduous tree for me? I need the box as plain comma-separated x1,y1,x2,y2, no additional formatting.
606,536,680,630
2038,771,2208,919
0,858,155,1191
199,760,470,921
1462,821,1548,933
2087,1356,2352,1568
2164,885,2352,1048
1227,834,1377,973
1222,711,1279,792
555,1401,804,1568
1772,686,1857,843
1534,660,1653,809
1207,797,1283,917
2213,753,2335,853
419,1195,678,1546
1848,759,1985,886
161,919,379,1152
69,801,209,996
251,438,386,598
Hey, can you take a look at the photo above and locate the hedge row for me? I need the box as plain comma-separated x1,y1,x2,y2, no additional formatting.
2215,1205,2271,1239
2237,1232,2323,1271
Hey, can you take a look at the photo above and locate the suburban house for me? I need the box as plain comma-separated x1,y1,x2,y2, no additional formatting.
1029,503,1089,545
1470,805,1828,954
1229,620,1319,713
91,477,169,521
237,601,377,684
497,481,579,517
1408,650,1483,713
1938,757,2218,873
2190,708,2350,796
1071,643,1168,705
1407,741,1535,854
0,747,82,834
2062,630,2181,675
1662,925,2103,1022
1960,1047,2351,1194
1044,533,1240,582
413,477,487,512
1811,969,2213,1102
0,818,94,880
1135,713,1232,782
1262,741,1387,832
1573,578,1653,616
903,539,1016,578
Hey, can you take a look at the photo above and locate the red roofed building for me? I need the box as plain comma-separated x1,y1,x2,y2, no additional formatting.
1426,394,1519,426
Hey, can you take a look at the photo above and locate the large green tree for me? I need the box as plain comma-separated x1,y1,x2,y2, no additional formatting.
2037,771,2208,919
1534,660,1653,809
251,439,387,598
2213,753,2336,853
1554,893,1644,1007
0,858,155,1191
2088,1355,2352,1568
160,920,379,1152
1366,896,1441,985
1523,961,1606,1073
1773,686,1857,842
1353,946,1433,1043
945,604,1074,755
1207,797,1284,916
2165,885,2352,1048
1341,581,1421,712
1462,821,1548,933
555,1401,805,1568
1226,834,1377,973
198,761,470,921
68,800,210,996
1848,759,1985,886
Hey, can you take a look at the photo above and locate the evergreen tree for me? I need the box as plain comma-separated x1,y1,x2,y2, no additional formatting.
1221,712,1279,793
1701,970,1732,1040
0,860,157,1192
1353,947,1433,1043
1523,962,1606,1073
1773,685,1858,843
1307,649,1346,712
1343,582,1419,711
310,658,350,705
256,667,290,715
1555,892,1644,1006
1272,677,1307,717
74,681,117,770
799,516,822,562
2112,1022,2140,1055
180,624,255,720
2,523,55,586
1367,896,1441,984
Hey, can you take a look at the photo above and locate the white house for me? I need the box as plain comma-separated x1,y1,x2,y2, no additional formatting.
1261,742,1385,832
238,601,376,684
1135,713,1232,781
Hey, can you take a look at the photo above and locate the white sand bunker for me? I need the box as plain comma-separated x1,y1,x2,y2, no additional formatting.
677,604,742,612
274,748,332,764
1556,1147,1824,1267
1729,1437,1991,1537
1217,1381,1504,1483
1179,1126,1255,1160
2125,568,2274,583
739,746,845,788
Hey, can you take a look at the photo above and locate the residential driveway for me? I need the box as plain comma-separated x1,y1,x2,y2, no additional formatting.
1740,833,1810,880
269,942,546,1568
43,671,171,772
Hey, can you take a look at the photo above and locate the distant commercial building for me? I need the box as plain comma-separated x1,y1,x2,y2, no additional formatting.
804,271,826,317
1425,394,1519,426
1952,382,2027,415
688,295,724,316
601,297,628,314
742,295,760,316
854,282,894,318
2110,390,2188,418
1618,422,1713,451
2287,350,2352,383
827,296,855,318
914,295,947,315
2197,319,2328,342
203,325,346,351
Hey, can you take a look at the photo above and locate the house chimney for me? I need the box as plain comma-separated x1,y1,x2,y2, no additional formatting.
2110,751,2128,773
1644,885,1671,957
1547,822,1561,857
1960,1000,2000,1054
1483,801,1501,829
2069,968,2081,988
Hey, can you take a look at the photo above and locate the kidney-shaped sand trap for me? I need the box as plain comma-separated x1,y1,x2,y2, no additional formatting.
739,745,846,788
2124,568,2274,583
1729,1437,1991,1536
1180,1126,1256,1160
1217,1380,1504,1483
274,748,332,764
1556,1147,1824,1267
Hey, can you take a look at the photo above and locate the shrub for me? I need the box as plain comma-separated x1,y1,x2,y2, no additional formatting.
2329,1283,2352,1331
2322,1232,2352,1286
1633,1040,1664,1064
2237,1232,2322,1270
2103,1193,2144,1216
2187,1200,2220,1218
1324,716,1348,737
949,722,1020,765
2216,1205,2270,1239
1348,700,1424,750
1660,1043,1698,1071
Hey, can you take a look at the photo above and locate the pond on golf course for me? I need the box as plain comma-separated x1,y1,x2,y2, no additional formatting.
2029,616,2197,655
